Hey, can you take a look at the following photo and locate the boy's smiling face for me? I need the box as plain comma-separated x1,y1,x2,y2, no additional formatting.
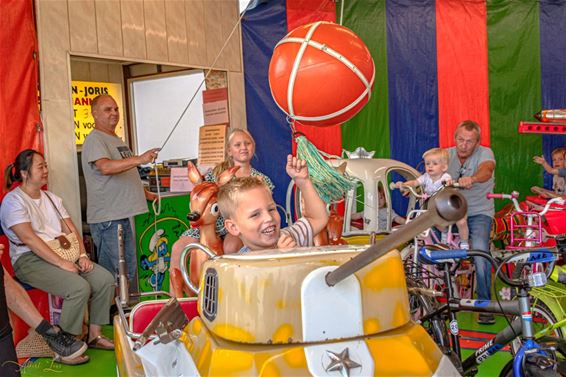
552,152,565,168
224,186,282,251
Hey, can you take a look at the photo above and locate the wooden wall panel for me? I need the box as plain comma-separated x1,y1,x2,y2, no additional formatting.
70,61,91,81
186,0,206,67
68,0,98,53
220,0,241,72
95,0,123,56
35,0,80,227
70,60,123,84
228,71,246,129
204,1,225,69
89,62,110,81
165,0,189,64
36,0,71,101
121,0,146,59
107,64,124,83
144,0,168,61
42,99,83,234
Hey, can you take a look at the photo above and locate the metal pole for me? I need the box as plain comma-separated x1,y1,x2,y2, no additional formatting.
117,224,129,307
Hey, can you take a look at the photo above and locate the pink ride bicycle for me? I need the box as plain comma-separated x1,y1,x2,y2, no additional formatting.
488,191,564,252
391,181,474,300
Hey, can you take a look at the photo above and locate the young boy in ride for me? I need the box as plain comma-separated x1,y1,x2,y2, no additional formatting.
377,184,406,231
392,148,470,249
533,148,565,196
218,155,328,253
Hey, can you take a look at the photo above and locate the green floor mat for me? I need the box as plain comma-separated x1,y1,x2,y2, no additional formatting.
22,326,116,377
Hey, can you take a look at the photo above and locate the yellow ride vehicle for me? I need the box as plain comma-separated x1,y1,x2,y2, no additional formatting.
114,189,466,377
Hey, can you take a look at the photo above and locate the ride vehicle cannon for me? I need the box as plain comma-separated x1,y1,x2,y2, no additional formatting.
115,189,467,376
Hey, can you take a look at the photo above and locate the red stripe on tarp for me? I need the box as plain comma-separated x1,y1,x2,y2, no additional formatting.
0,0,42,272
286,0,335,31
286,0,343,156
436,0,490,147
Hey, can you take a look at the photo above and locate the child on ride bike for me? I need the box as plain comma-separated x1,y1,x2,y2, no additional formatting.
392,148,470,249
218,155,328,253
377,184,406,231
533,148,565,196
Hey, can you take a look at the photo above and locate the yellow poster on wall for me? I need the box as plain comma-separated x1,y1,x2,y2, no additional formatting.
72,81,125,145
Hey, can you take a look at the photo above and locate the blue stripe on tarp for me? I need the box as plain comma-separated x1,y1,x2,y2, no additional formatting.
539,0,566,190
386,0,439,212
242,1,291,223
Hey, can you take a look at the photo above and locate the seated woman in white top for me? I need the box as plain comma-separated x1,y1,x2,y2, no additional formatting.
0,149,115,354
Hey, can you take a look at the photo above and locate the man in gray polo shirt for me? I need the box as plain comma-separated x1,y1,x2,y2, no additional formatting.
447,120,496,325
81,94,160,286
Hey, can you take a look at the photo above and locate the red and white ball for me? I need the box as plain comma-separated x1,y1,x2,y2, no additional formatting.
269,21,375,127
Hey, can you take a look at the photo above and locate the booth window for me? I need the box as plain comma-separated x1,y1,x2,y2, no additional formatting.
129,70,206,162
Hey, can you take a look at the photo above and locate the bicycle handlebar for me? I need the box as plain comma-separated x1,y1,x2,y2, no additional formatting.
419,247,557,287
542,197,566,213
401,185,423,198
488,191,565,215
441,180,461,189
389,182,424,199
389,180,459,199
486,193,508,199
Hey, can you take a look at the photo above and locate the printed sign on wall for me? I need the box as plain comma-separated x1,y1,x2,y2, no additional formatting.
203,87,229,126
72,81,125,145
134,194,191,294
198,124,228,168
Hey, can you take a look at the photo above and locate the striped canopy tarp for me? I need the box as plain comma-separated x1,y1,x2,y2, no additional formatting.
242,0,566,215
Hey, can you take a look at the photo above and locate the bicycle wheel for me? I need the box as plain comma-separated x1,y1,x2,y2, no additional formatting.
511,300,564,358
532,300,563,340
531,300,566,363
406,279,450,351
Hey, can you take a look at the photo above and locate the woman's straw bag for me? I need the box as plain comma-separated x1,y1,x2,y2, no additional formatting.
44,194,81,262
45,232,81,263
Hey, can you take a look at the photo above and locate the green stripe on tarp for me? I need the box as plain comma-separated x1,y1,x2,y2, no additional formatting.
487,0,542,199
338,0,390,159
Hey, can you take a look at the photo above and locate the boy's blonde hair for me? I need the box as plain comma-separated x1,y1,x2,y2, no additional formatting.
422,147,449,165
212,128,256,178
551,148,565,158
218,176,270,219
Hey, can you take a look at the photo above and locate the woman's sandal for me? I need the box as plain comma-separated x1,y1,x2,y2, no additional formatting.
87,335,115,350
54,353,90,365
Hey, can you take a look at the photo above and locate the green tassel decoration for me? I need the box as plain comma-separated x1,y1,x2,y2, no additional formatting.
295,135,355,203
